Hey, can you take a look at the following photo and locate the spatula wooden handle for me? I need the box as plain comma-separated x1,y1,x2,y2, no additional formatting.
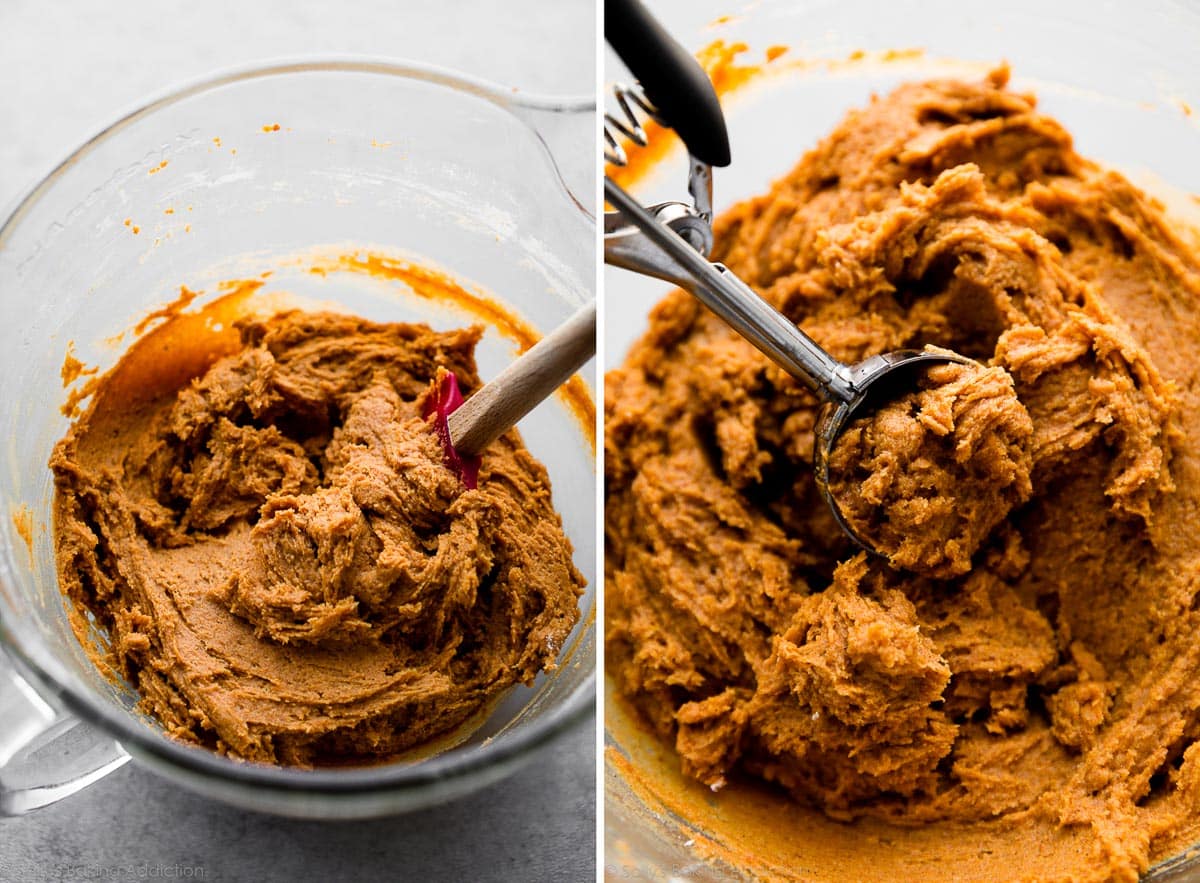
448,300,596,456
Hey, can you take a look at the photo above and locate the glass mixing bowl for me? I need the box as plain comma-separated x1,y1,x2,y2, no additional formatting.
0,60,595,819
604,0,1200,879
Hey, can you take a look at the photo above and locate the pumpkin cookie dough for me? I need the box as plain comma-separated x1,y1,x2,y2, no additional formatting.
54,310,584,765
825,355,1034,577
606,68,1200,880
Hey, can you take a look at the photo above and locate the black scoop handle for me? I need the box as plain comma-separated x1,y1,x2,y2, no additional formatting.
605,0,732,167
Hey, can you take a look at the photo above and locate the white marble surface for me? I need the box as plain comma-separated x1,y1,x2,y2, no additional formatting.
0,2,596,881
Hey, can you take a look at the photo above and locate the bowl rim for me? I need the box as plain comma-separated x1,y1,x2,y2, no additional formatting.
0,57,596,796
0,54,597,247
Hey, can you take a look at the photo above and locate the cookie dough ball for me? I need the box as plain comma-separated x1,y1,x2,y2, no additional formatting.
826,358,1033,578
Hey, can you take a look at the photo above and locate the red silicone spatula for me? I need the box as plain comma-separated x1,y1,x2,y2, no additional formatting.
424,300,596,488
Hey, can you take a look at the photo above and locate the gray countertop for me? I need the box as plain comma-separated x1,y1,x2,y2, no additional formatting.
0,2,596,880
